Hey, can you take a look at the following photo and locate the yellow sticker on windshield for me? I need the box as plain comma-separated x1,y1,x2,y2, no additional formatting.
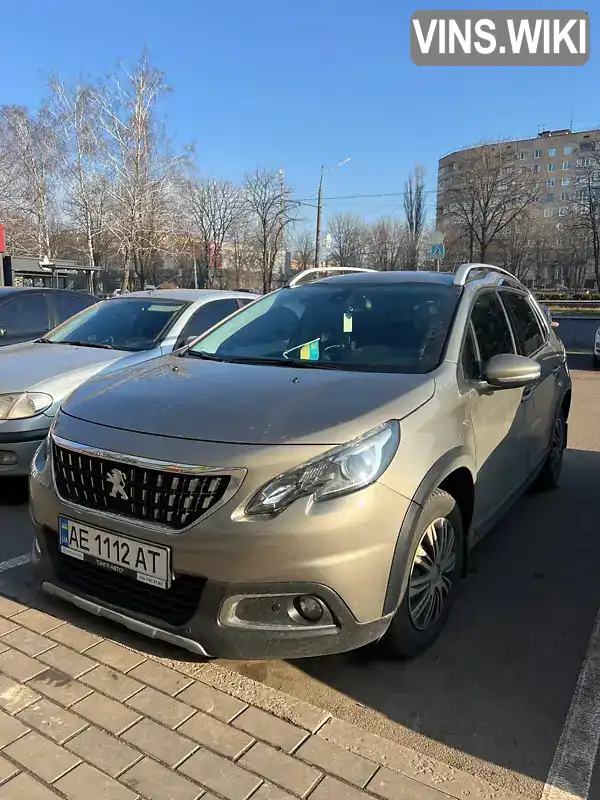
300,339,320,360
343,313,353,333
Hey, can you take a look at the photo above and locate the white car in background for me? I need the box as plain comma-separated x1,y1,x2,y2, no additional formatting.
594,325,600,368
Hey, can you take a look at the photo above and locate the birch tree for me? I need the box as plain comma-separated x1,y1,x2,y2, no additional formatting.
92,54,188,291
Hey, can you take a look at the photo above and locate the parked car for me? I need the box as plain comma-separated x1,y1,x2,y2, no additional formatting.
0,287,97,347
30,264,571,660
0,288,254,476
594,325,600,368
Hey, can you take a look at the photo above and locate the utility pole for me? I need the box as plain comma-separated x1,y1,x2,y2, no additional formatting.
314,166,324,269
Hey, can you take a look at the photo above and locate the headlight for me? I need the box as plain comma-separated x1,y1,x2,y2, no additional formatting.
245,421,400,516
0,393,53,420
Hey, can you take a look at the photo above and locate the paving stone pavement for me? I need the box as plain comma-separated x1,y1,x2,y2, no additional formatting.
0,594,526,800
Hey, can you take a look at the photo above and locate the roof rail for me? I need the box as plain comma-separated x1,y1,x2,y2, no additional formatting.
453,262,522,287
287,266,377,288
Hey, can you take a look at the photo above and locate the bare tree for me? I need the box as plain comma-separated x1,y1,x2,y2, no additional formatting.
91,53,188,291
243,168,297,293
292,227,315,271
183,177,245,288
403,165,426,269
494,211,540,282
327,212,368,268
558,219,592,289
571,146,600,290
1,106,57,257
45,77,107,267
367,217,408,271
443,140,539,262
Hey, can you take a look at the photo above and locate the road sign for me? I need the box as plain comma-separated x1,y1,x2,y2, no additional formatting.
430,230,444,246
430,244,445,259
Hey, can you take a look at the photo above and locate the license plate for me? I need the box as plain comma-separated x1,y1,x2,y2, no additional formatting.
59,517,171,589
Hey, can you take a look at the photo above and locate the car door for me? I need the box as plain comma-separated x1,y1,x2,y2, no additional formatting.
171,298,240,350
499,290,561,475
48,291,98,327
463,290,529,533
0,292,50,346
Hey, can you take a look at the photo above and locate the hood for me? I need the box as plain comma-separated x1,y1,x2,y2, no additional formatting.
62,355,435,446
0,341,127,394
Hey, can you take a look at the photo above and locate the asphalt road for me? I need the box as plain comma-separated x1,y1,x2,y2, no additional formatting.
1,358,600,799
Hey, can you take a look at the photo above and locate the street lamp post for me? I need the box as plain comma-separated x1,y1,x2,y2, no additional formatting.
314,158,351,269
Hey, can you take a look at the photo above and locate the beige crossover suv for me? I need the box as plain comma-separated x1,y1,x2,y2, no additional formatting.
30,264,571,660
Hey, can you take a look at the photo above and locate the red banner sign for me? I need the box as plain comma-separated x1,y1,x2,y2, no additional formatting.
0,224,4,254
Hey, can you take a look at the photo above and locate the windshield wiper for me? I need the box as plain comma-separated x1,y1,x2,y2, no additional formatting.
55,340,115,350
34,337,52,343
185,350,226,362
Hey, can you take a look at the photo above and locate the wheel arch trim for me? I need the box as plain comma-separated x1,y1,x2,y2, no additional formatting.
382,448,475,616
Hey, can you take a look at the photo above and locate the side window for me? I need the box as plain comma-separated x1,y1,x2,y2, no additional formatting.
237,298,254,308
52,292,97,325
460,325,479,381
470,292,514,363
0,294,49,335
500,292,545,356
178,299,239,344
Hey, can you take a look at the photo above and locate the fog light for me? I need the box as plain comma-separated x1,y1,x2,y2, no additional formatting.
0,451,18,466
294,595,324,623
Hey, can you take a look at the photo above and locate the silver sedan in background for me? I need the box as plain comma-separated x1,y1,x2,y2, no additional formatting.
0,288,255,476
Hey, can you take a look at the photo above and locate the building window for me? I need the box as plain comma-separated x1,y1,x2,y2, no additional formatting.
546,177,555,187
562,161,573,170
560,192,572,201
533,165,541,173
544,208,554,218
545,193,554,202
547,163,556,172
518,151,528,160
559,207,569,217
549,147,557,157
561,177,571,186
564,146,574,155
534,149,542,159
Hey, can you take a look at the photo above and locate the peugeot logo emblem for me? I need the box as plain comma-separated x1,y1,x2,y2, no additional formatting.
106,468,129,500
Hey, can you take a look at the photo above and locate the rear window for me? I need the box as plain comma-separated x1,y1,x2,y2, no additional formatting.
189,282,461,374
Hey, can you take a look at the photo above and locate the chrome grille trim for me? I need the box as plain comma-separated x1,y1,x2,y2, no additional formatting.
51,434,246,534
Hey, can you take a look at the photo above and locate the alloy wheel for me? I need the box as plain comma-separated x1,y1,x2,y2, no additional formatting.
408,517,457,632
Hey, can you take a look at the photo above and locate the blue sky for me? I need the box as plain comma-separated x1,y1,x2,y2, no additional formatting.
2,0,597,225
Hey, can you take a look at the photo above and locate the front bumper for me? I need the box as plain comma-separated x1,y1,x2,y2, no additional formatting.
32,527,393,659
29,420,414,660
0,429,47,476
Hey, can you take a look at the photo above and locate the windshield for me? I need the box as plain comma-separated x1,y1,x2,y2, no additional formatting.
46,298,188,352
188,282,460,374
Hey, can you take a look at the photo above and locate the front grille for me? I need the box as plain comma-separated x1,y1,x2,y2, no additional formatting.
48,530,206,627
53,443,231,530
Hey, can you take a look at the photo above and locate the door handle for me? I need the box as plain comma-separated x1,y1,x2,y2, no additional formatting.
552,365,561,375
522,387,535,402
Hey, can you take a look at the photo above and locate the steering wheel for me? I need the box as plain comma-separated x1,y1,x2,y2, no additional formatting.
322,344,346,361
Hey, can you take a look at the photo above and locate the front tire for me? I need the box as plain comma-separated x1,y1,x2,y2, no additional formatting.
594,355,600,370
532,410,566,492
385,488,464,659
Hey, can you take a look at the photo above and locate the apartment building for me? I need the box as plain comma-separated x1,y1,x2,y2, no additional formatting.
437,127,600,229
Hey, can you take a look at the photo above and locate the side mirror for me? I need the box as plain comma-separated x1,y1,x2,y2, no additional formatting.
482,354,541,390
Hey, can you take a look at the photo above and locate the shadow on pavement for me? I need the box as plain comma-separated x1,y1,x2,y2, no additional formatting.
0,477,28,506
287,448,600,794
